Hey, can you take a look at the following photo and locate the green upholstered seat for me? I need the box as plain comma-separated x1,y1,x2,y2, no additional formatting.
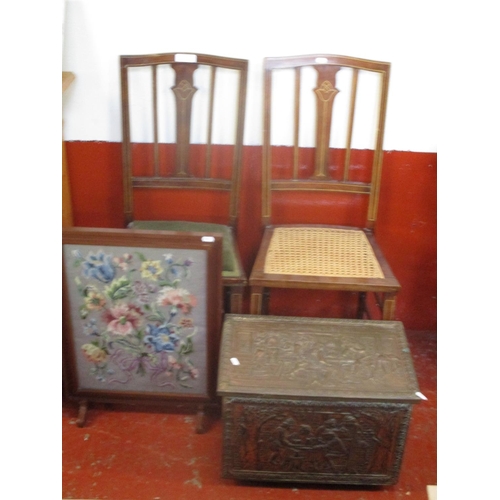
129,221,242,279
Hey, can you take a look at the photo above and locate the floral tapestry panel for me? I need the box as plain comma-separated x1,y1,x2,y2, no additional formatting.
63,245,208,395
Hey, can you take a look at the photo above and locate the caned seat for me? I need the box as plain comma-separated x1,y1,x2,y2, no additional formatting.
120,52,248,312
264,227,384,278
249,54,400,319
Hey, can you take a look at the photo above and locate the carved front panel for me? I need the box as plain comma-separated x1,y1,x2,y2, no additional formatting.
222,398,412,485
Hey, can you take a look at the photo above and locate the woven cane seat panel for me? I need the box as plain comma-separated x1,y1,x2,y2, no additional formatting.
264,227,385,279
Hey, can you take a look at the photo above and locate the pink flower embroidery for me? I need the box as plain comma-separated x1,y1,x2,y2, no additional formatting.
157,287,197,314
113,253,133,271
167,355,182,370
103,303,143,336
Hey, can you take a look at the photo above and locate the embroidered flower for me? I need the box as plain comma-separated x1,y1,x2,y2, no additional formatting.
82,251,116,283
113,253,133,271
140,260,164,281
103,303,143,336
157,287,197,314
132,281,151,303
144,324,180,352
179,318,194,328
83,319,100,336
84,289,106,310
167,354,182,370
82,344,108,363
72,249,83,259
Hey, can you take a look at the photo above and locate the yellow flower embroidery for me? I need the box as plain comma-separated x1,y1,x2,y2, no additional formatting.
84,290,106,310
140,260,164,280
82,344,108,363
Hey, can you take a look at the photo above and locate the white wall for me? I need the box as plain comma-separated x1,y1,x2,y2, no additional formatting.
62,0,438,152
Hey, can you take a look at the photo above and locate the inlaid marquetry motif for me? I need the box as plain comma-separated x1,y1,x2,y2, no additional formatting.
314,80,339,103
172,79,198,101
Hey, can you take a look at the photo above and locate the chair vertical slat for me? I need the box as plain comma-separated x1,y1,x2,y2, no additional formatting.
367,68,390,228
293,68,301,180
205,66,216,179
121,63,133,226
229,66,248,225
262,67,273,226
152,65,160,177
343,68,358,182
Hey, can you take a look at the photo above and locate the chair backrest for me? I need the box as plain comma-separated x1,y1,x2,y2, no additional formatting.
121,52,248,229
262,54,390,230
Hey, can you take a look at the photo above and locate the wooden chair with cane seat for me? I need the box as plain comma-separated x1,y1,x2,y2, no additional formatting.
249,54,400,319
120,52,248,313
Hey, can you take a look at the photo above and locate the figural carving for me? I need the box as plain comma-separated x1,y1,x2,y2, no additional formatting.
223,398,411,481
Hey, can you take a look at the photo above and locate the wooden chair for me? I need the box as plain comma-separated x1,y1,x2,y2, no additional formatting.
249,54,400,319
120,52,248,313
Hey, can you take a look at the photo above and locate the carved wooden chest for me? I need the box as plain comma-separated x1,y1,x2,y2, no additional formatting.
217,315,420,485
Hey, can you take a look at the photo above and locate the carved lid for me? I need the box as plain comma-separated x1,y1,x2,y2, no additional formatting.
217,315,420,402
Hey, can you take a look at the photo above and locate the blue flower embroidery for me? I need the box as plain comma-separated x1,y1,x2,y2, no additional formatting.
144,324,180,353
82,251,116,283
83,318,100,336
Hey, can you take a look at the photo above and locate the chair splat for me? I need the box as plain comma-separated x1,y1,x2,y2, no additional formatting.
171,63,198,177
313,66,341,180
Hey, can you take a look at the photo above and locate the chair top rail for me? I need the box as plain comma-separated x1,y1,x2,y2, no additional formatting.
121,52,248,71
264,54,390,73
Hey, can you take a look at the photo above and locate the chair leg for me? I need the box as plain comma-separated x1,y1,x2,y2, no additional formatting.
228,286,244,314
250,287,265,314
356,292,367,319
195,404,207,434
76,400,88,428
382,293,397,320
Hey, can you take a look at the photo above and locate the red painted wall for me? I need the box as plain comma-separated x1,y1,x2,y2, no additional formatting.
65,141,436,330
